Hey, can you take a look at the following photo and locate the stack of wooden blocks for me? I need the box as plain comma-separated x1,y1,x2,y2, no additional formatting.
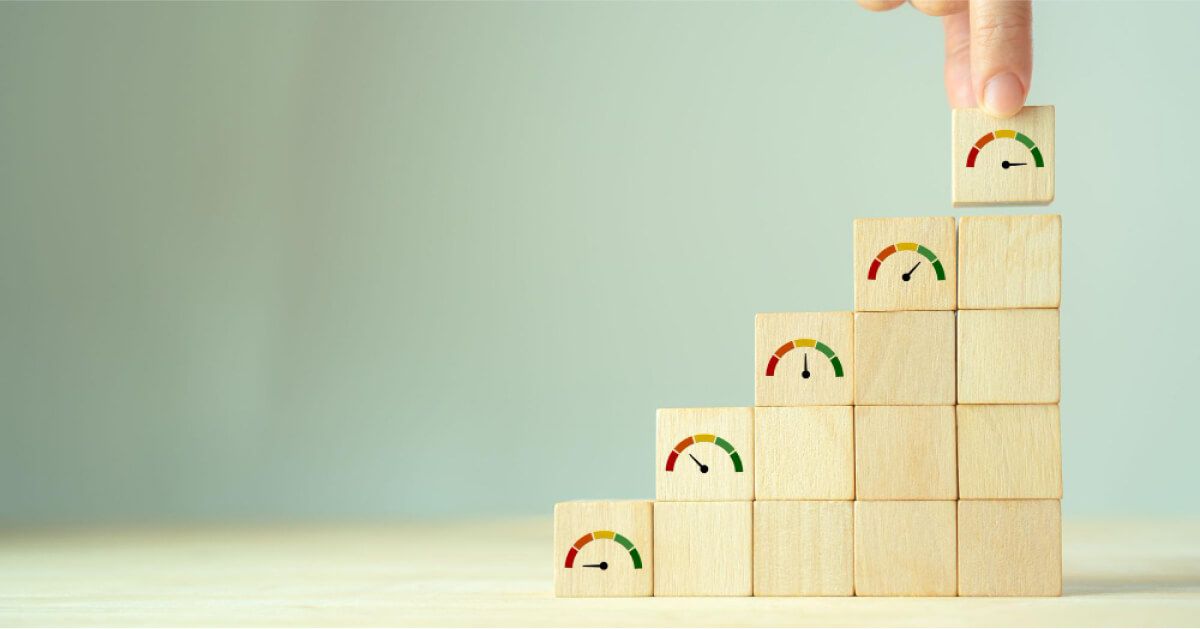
556,108,1060,599
554,214,1061,598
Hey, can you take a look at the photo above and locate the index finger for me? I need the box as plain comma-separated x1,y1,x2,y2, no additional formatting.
969,0,1033,118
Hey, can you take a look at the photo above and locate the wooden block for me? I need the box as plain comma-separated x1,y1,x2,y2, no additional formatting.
754,406,854,500
853,311,956,405
755,312,854,406
554,500,654,597
854,500,957,596
958,309,1059,404
854,217,956,312
753,501,854,596
656,408,754,501
958,500,1062,596
959,214,1061,309
654,501,752,596
855,406,956,500
952,105,1055,207
958,405,1062,499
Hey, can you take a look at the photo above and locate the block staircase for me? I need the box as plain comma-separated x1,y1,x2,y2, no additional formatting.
555,214,1062,598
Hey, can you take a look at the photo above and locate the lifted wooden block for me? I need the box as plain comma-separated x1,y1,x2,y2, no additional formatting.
854,500,957,596
958,405,1062,499
754,501,854,596
854,311,956,405
958,309,1059,404
656,408,754,501
959,214,1061,309
958,500,1062,596
554,500,654,597
755,312,854,406
755,406,854,500
855,406,957,500
854,217,956,312
654,501,752,596
952,106,1055,207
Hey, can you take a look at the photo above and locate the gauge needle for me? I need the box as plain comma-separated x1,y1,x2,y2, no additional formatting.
1002,160,1027,169
902,261,921,282
688,453,709,474
583,562,608,570
801,353,811,379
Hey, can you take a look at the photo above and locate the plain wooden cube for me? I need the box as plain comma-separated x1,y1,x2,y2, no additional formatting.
754,406,854,500
755,312,854,406
854,500,957,596
959,214,1061,309
656,408,754,501
654,501,752,596
554,500,654,597
958,500,1062,596
854,311,956,405
958,309,1059,404
855,406,957,500
952,106,1055,207
854,217,956,312
753,501,854,596
958,405,1061,499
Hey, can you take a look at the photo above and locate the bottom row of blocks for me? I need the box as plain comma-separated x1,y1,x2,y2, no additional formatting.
554,499,1061,597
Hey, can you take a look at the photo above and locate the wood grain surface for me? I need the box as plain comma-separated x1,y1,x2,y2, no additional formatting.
958,214,1061,309
957,309,1060,404
957,405,1062,499
653,501,753,596
958,500,1062,596
1,518,1198,626
854,311,956,405
754,406,854,500
855,406,957,500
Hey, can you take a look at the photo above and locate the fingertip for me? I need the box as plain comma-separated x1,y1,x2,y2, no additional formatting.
981,71,1027,118
911,0,967,17
857,0,906,12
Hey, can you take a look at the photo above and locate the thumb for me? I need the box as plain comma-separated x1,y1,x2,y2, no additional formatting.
969,0,1033,118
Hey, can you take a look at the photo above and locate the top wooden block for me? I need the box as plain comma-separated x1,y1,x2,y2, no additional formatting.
959,214,1061,309
952,106,1055,207
854,217,957,311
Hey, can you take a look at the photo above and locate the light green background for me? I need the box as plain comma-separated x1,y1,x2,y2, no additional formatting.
2,2,1197,524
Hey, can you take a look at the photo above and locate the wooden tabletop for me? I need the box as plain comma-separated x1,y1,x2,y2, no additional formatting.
2,517,1197,626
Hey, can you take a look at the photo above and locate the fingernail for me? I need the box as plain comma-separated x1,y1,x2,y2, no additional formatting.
982,72,1025,118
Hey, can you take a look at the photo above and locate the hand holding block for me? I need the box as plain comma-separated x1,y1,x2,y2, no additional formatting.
654,501,752,596
754,406,854,500
854,500,957,596
554,501,654,597
854,217,956,311
959,214,1061,309
854,311,956,405
753,501,853,596
958,405,1062,499
855,406,957,500
656,408,754,501
952,106,1055,206
958,500,1062,596
755,312,854,406
958,309,1059,404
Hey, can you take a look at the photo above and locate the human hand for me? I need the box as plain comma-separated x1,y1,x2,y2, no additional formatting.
858,0,1032,118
